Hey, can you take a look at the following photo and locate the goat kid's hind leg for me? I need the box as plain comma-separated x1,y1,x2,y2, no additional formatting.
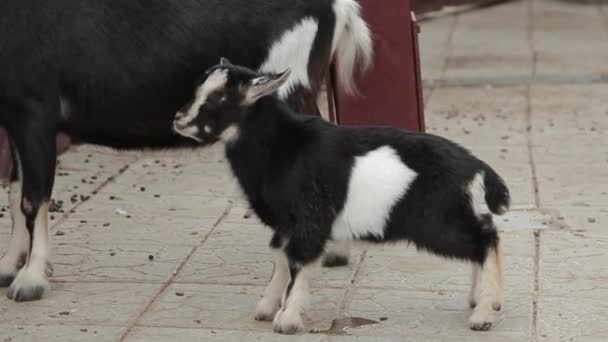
469,239,504,331
272,239,323,335
0,163,29,287
322,240,350,267
5,109,57,301
256,236,290,321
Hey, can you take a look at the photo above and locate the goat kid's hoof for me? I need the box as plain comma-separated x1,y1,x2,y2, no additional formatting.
322,253,349,268
468,312,494,331
255,298,279,322
6,272,49,302
469,321,493,331
272,309,305,335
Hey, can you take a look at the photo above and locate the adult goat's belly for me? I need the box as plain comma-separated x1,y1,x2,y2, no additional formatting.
331,146,418,240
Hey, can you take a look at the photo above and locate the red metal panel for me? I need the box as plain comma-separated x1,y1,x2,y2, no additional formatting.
331,0,424,132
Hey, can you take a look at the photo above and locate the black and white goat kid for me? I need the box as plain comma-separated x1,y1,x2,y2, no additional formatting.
0,0,372,302
173,60,510,334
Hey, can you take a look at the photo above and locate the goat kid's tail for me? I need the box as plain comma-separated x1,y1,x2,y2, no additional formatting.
470,167,511,216
332,0,374,95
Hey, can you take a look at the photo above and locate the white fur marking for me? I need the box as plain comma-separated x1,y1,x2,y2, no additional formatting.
468,172,488,216
178,69,228,126
273,264,311,334
7,202,50,300
259,18,318,99
0,181,29,279
219,125,240,144
331,0,373,95
332,146,417,241
469,245,503,329
173,123,201,142
255,249,290,321
204,125,212,134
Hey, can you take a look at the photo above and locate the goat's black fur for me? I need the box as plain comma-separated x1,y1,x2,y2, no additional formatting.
0,0,371,302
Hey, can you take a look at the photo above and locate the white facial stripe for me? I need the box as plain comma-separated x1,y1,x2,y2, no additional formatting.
174,125,202,142
259,18,318,99
180,68,229,124
331,146,417,240
219,125,240,144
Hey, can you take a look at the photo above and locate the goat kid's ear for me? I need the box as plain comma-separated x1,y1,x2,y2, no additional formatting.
220,57,232,66
243,69,291,105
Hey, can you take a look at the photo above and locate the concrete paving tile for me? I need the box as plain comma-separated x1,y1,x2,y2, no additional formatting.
126,327,330,342
541,231,608,283
535,50,608,76
51,243,192,283
332,334,525,342
444,53,533,81
53,194,228,246
539,231,608,340
200,221,272,247
540,294,608,342
111,156,241,198
357,232,533,294
343,287,531,339
426,86,528,147
0,283,160,326
530,84,608,132
177,235,361,288
222,205,264,226
554,207,608,233
0,324,126,342
140,284,342,332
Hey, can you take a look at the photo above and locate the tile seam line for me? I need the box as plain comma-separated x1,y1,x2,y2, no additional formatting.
49,161,136,232
335,250,367,320
117,204,233,342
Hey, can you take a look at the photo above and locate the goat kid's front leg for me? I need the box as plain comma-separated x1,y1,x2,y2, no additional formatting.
255,247,290,321
272,260,312,335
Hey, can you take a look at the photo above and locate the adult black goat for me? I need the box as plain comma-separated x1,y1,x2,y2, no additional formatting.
174,59,509,334
0,0,372,302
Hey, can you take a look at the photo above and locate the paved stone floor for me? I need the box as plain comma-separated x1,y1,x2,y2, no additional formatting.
1,0,607,341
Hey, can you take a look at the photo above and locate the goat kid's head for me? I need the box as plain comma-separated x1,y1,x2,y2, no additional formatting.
173,58,290,144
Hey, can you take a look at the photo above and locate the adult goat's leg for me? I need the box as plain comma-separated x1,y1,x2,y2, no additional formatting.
0,151,29,287
6,104,57,301
256,235,290,321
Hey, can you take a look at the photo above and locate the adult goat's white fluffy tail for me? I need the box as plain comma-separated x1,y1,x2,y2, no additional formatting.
332,0,374,95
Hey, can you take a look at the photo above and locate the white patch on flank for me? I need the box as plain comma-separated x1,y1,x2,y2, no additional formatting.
255,249,290,321
7,202,51,300
0,180,29,280
204,125,212,134
468,172,489,216
219,125,240,144
179,69,228,126
331,146,417,241
259,18,318,99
